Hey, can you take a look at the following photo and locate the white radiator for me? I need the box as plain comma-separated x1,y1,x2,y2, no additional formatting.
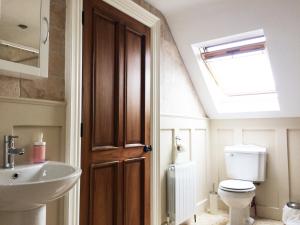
167,161,197,225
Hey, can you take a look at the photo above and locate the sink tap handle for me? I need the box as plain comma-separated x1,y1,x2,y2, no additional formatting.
7,135,19,148
8,135,19,140
9,148,25,155
4,135,17,141
3,135,24,169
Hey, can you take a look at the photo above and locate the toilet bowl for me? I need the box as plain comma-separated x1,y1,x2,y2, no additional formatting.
218,179,256,225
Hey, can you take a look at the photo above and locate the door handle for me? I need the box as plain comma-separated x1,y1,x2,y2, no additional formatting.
143,145,152,153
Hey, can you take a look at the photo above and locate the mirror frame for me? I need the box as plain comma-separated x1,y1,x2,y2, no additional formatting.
0,0,50,79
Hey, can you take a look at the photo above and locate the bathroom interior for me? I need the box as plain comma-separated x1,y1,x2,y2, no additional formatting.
0,0,299,225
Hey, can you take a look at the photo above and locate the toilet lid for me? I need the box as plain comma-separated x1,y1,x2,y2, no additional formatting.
219,180,256,192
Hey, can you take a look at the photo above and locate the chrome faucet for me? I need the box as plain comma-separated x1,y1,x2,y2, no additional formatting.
3,135,25,168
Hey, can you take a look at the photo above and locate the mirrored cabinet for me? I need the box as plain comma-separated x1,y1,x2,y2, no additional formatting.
0,0,50,79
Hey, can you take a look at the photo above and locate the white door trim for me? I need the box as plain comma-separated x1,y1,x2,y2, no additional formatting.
64,0,161,225
64,0,83,224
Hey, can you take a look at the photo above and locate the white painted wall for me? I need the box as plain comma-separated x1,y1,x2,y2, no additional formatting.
159,0,300,118
210,118,300,220
160,115,210,223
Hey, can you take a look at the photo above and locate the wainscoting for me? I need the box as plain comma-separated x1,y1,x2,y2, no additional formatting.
210,118,300,220
0,96,66,225
160,114,210,223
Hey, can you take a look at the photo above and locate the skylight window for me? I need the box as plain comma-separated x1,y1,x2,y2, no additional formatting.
192,31,280,114
200,35,276,96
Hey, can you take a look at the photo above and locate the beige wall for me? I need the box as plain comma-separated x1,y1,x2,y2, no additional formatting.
130,2,209,223
210,118,300,220
0,0,66,101
0,2,66,224
0,96,66,225
132,0,206,118
0,1,208,224
131,1,209,223
160,115,209,223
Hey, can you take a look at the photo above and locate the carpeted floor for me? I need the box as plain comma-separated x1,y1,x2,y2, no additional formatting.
196,212,283,225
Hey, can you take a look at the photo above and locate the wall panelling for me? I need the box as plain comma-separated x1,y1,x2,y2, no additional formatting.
160,114,209,223
211,118,300,220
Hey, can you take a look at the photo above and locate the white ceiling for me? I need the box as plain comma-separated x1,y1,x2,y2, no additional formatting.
146,0,300,119
146,0,224,16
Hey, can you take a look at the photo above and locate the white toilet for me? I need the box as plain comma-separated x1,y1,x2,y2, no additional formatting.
218,145,267,225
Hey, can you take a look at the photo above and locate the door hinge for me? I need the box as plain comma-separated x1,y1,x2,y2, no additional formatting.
80,122,83,138
82,11,84,25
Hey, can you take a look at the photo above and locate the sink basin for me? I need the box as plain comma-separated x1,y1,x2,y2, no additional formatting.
0,161,81,211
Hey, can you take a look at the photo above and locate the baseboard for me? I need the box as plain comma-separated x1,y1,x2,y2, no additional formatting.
196,199,208,214
256,205,282,220
216,199,282,221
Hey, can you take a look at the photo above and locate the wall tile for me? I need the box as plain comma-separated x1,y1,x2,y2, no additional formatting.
50,0,66,30
48,42,65,78
20,76,64,101
0,75,20,97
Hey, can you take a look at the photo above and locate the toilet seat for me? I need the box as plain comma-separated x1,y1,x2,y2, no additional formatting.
219,180,255,193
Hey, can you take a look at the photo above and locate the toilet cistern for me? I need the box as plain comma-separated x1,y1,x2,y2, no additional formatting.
3,135,25,168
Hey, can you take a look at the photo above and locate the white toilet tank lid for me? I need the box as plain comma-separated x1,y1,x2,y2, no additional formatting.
224,144,266,154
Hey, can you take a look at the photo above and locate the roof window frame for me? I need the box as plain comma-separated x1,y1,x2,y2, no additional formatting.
201,35,266,60
199,35,277,97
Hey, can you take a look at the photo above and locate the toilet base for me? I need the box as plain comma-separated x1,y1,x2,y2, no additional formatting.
228,206,254,225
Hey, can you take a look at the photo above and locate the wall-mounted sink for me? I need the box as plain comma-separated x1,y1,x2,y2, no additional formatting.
0,161,81,225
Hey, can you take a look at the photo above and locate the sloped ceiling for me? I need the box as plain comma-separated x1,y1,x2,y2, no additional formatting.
145,0,223,16
147,0,300,119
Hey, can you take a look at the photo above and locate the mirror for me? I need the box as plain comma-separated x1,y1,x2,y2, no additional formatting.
0,0,49,79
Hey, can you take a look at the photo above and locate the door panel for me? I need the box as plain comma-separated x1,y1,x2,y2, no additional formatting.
90,162,120,225
125,28,145,146
124,158,146,225
81,1,151,225
92,11,119,149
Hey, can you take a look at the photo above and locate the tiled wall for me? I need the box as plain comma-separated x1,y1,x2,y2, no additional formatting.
0,0,66,101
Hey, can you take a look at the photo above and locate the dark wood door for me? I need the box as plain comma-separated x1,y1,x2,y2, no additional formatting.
81,1,151,225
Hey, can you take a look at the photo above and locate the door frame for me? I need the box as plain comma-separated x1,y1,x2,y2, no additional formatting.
64,0,161,225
